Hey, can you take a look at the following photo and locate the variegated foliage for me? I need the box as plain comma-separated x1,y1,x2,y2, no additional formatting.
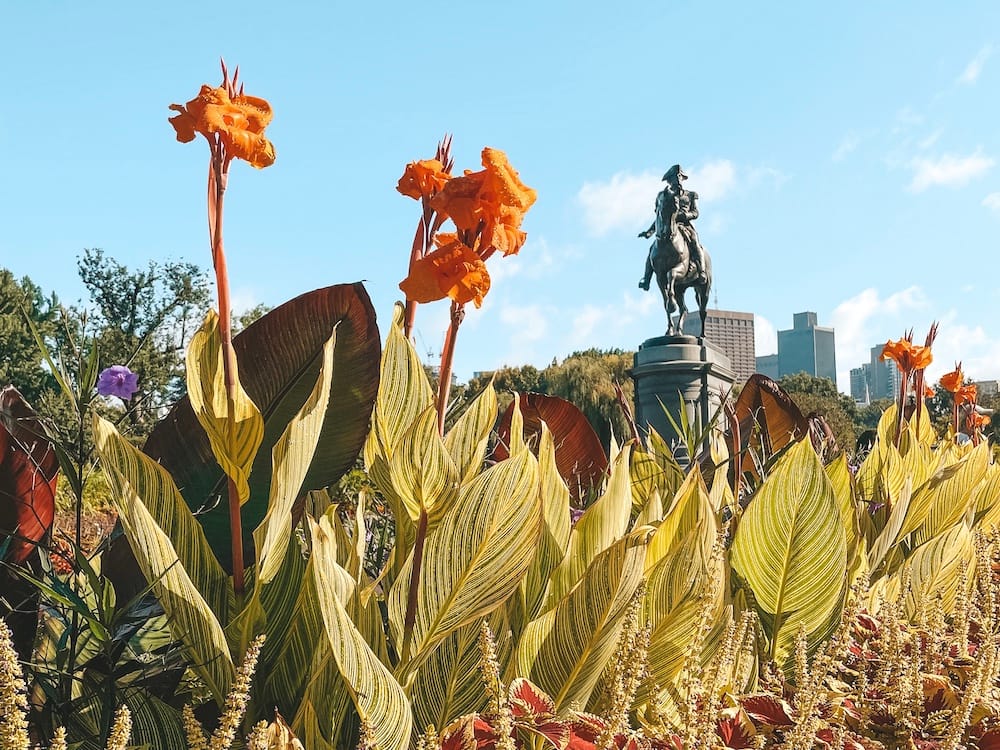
95,302,1000,747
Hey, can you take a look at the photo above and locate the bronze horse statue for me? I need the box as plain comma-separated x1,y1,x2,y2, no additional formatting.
643,187,712,337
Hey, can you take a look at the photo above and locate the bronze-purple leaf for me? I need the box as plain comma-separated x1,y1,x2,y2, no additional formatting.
493,393,608,506
0,385,59,564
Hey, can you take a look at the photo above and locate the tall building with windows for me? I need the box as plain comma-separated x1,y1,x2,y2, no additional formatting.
850,364,871,404
681,308,756,382
848,346,903,405
754,311,837,385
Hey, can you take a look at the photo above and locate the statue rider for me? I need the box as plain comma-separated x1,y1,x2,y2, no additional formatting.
638,164,708,290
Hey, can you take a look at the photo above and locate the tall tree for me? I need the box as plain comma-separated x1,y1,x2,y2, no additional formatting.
76,248,211,434
0,270,61,404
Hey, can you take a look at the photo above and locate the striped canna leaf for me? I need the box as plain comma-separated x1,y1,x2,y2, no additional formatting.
543,443,633,608
409,609,511,732
93,414,234,703
307,513,411,750
730,439,847,668
186,309,265,505
910,442,989,548
516,528,650,712
256,331,336,585
444,379,499,485
390,448,540,679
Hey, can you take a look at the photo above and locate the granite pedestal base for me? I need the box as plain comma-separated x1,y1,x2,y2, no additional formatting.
631,335,736,451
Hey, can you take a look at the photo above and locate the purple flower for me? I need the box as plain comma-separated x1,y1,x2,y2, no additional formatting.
96,365,139,400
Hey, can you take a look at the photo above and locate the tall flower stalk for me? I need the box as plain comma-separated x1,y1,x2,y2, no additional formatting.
880,324,935,450
394,142,535,659
169,60,275,593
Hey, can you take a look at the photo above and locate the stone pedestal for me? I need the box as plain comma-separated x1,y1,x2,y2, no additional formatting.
631,335,736,449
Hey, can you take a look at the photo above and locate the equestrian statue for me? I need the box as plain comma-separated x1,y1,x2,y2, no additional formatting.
638,164,712,337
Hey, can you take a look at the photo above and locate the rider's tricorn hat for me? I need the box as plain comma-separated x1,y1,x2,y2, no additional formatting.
663,164,688,181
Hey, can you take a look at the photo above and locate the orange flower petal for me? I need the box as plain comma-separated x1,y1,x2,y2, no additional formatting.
481,147,537,212
956,383,978,406
168,81,275,167
399,240,490,308
939,367,963,393
430,169,489,231
397,159,451,200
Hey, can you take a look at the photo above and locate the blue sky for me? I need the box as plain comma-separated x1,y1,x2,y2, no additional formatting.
3,2,999,391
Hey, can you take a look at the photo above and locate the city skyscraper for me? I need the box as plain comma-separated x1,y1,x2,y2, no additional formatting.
754,311,837,384
681,308,756,382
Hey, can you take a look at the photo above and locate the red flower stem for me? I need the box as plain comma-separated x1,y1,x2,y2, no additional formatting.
209,154,245,596
893,371,908,450
914,369,925,441
953,399,960,442
435,302,464,436
402,217,425,340
399,507,428,667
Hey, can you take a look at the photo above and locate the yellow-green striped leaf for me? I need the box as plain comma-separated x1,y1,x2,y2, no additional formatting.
444,380,498,485
257,332,336,585
310,514,411,750
186,309,264,505
911,443,989,547
409,610,510,731
390,449,540,677
521,425,572,624
643,525,725,696
93,414,234,703
903,522,973,618
730,439,847,666
388,405,459,524
646,467,714,573
543,443,632,607
516,529,650,711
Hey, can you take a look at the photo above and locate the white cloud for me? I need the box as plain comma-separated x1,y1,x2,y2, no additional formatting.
929,317,1000,382
832,133,861,162
577,159,739,236
229,287,260,316
687,160,737,201
489,236,558,284
754,315,777,356
908,150,994,192
983,192,1000,213
830,286,929,390
917,130,943,150
957,45,993,85
577,170,661,236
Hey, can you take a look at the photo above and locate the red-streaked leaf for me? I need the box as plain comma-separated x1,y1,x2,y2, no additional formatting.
141,283,380,562
493,393,608,505
740,694,795,728
0,386,58,564
716,706,756,749
710,374,809,487
509,677,555,718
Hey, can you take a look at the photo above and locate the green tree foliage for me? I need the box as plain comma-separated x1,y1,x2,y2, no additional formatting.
777,372,858,453
467,349,635,450
76,248,211,434
0,270,61,403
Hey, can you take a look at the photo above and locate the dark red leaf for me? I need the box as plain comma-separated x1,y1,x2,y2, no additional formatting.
0,386,59,564
716,708,756,749
740,694,795,728
509,677,555,719
493,393,608,505
977,728,1000,750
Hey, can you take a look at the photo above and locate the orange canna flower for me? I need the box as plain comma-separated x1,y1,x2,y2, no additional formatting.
430,148,536,256
939,364,964,393
968,411,991,430
431,168,489,232
881,338,932,373
169,83,275,168
399,239,491,308
397,159,451,200
956,383,978,406
923,384,935,399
